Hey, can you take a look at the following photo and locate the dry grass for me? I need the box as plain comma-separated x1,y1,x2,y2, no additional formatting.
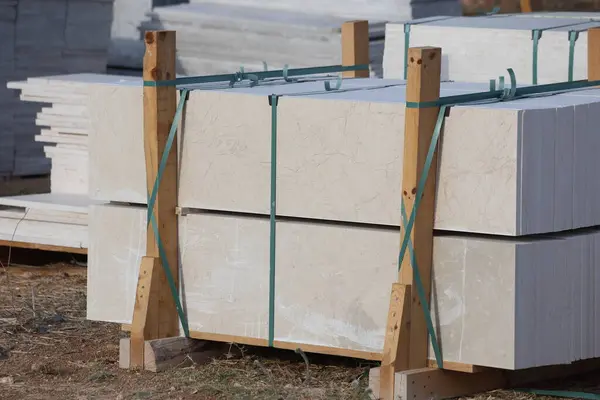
1,254,600,399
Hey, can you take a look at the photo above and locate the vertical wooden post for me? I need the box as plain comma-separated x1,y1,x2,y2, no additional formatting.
379,283,411,399
129,30,179,368
520,0,532,12
399,47,441,369
588,28,600,81
377,46,441,399
341,20,370,78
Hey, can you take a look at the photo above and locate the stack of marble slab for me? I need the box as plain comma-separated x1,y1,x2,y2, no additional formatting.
188,0,462,21
85,75,600,370
108,0,187,69
140,2,386,77
7,74,141,194
0,0,113,179
0,193,103,250
383,13,600,83
2,74,140,251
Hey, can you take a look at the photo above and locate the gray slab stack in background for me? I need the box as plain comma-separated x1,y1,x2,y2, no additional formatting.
1,0,113,179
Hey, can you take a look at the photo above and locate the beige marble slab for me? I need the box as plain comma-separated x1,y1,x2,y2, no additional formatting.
87,204,600,369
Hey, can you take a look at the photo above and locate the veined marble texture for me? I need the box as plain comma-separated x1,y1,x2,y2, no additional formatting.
86,76,600,236
383,13,600,83
87,203,600,369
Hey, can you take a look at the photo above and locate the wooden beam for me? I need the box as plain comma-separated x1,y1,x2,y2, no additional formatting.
588,28,600,81
341,20,370,78
0,240,87,255
128,30,179,368
142,30,179,339
379,284,411,400
399,47,442,369
120,337,226,372
121,324,383,361
130,256,160,368
520,0,532,12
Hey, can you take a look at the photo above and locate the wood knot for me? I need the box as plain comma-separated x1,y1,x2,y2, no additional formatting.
411,188,417,195
410,57,414,63
403,190,408,196
429,52,436,60
150,68,160,80
144,32,155,44
417,59,422,65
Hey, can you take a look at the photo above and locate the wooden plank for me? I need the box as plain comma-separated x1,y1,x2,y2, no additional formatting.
121,325,382,361
426,360,489,374
0,240,87,255
399,47,442,369
588,28,600,81
120,337,226,372
520,0,533,12
141,30,179,340
397,368,506,400
341,20,370,78
130,256,160,368
379,284,411,400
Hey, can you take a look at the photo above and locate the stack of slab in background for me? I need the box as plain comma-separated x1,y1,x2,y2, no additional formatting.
0,74,140,251
85,75,600,370
383,13,600,82
141,2,387,77
0,0,114,180
108,0,187,69
188,0,462,21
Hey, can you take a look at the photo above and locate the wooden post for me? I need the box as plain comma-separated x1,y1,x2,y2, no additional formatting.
399,47,441,370
129,30,179,367
341,20,370,78
377,45,441,400
379,284,411,399
520,0,532,12
588,28,600,81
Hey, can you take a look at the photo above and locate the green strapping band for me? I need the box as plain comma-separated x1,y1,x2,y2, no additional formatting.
403,24,411,80
146,88,190,338
398,104,448,370
531,21,593,85
268,94,279,347
407,77,600,109
143,64,369,87
400,199,444,368
532,29,542,85
568,30,580,82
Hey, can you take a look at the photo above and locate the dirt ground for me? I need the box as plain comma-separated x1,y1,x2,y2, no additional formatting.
1,248,600,400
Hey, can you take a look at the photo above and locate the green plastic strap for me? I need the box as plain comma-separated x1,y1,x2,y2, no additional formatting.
143,64,369,87
532,29,542,85
401,16,458,80
146,88,190,338
400,199,443,369
403,24,411,80
568,30,580,82
407,76,600,109
517,389,600,399
268,94,279,347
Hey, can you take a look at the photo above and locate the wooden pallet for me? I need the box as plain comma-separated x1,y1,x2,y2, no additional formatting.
120,22,373,370
373,26,600,400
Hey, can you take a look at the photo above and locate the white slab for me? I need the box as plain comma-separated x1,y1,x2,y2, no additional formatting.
383,14,600,83
87,203,600,369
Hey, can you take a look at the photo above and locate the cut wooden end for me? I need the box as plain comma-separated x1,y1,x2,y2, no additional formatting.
120,337,227,372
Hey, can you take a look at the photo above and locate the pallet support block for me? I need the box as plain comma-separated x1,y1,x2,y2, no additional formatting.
121,337,226,372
